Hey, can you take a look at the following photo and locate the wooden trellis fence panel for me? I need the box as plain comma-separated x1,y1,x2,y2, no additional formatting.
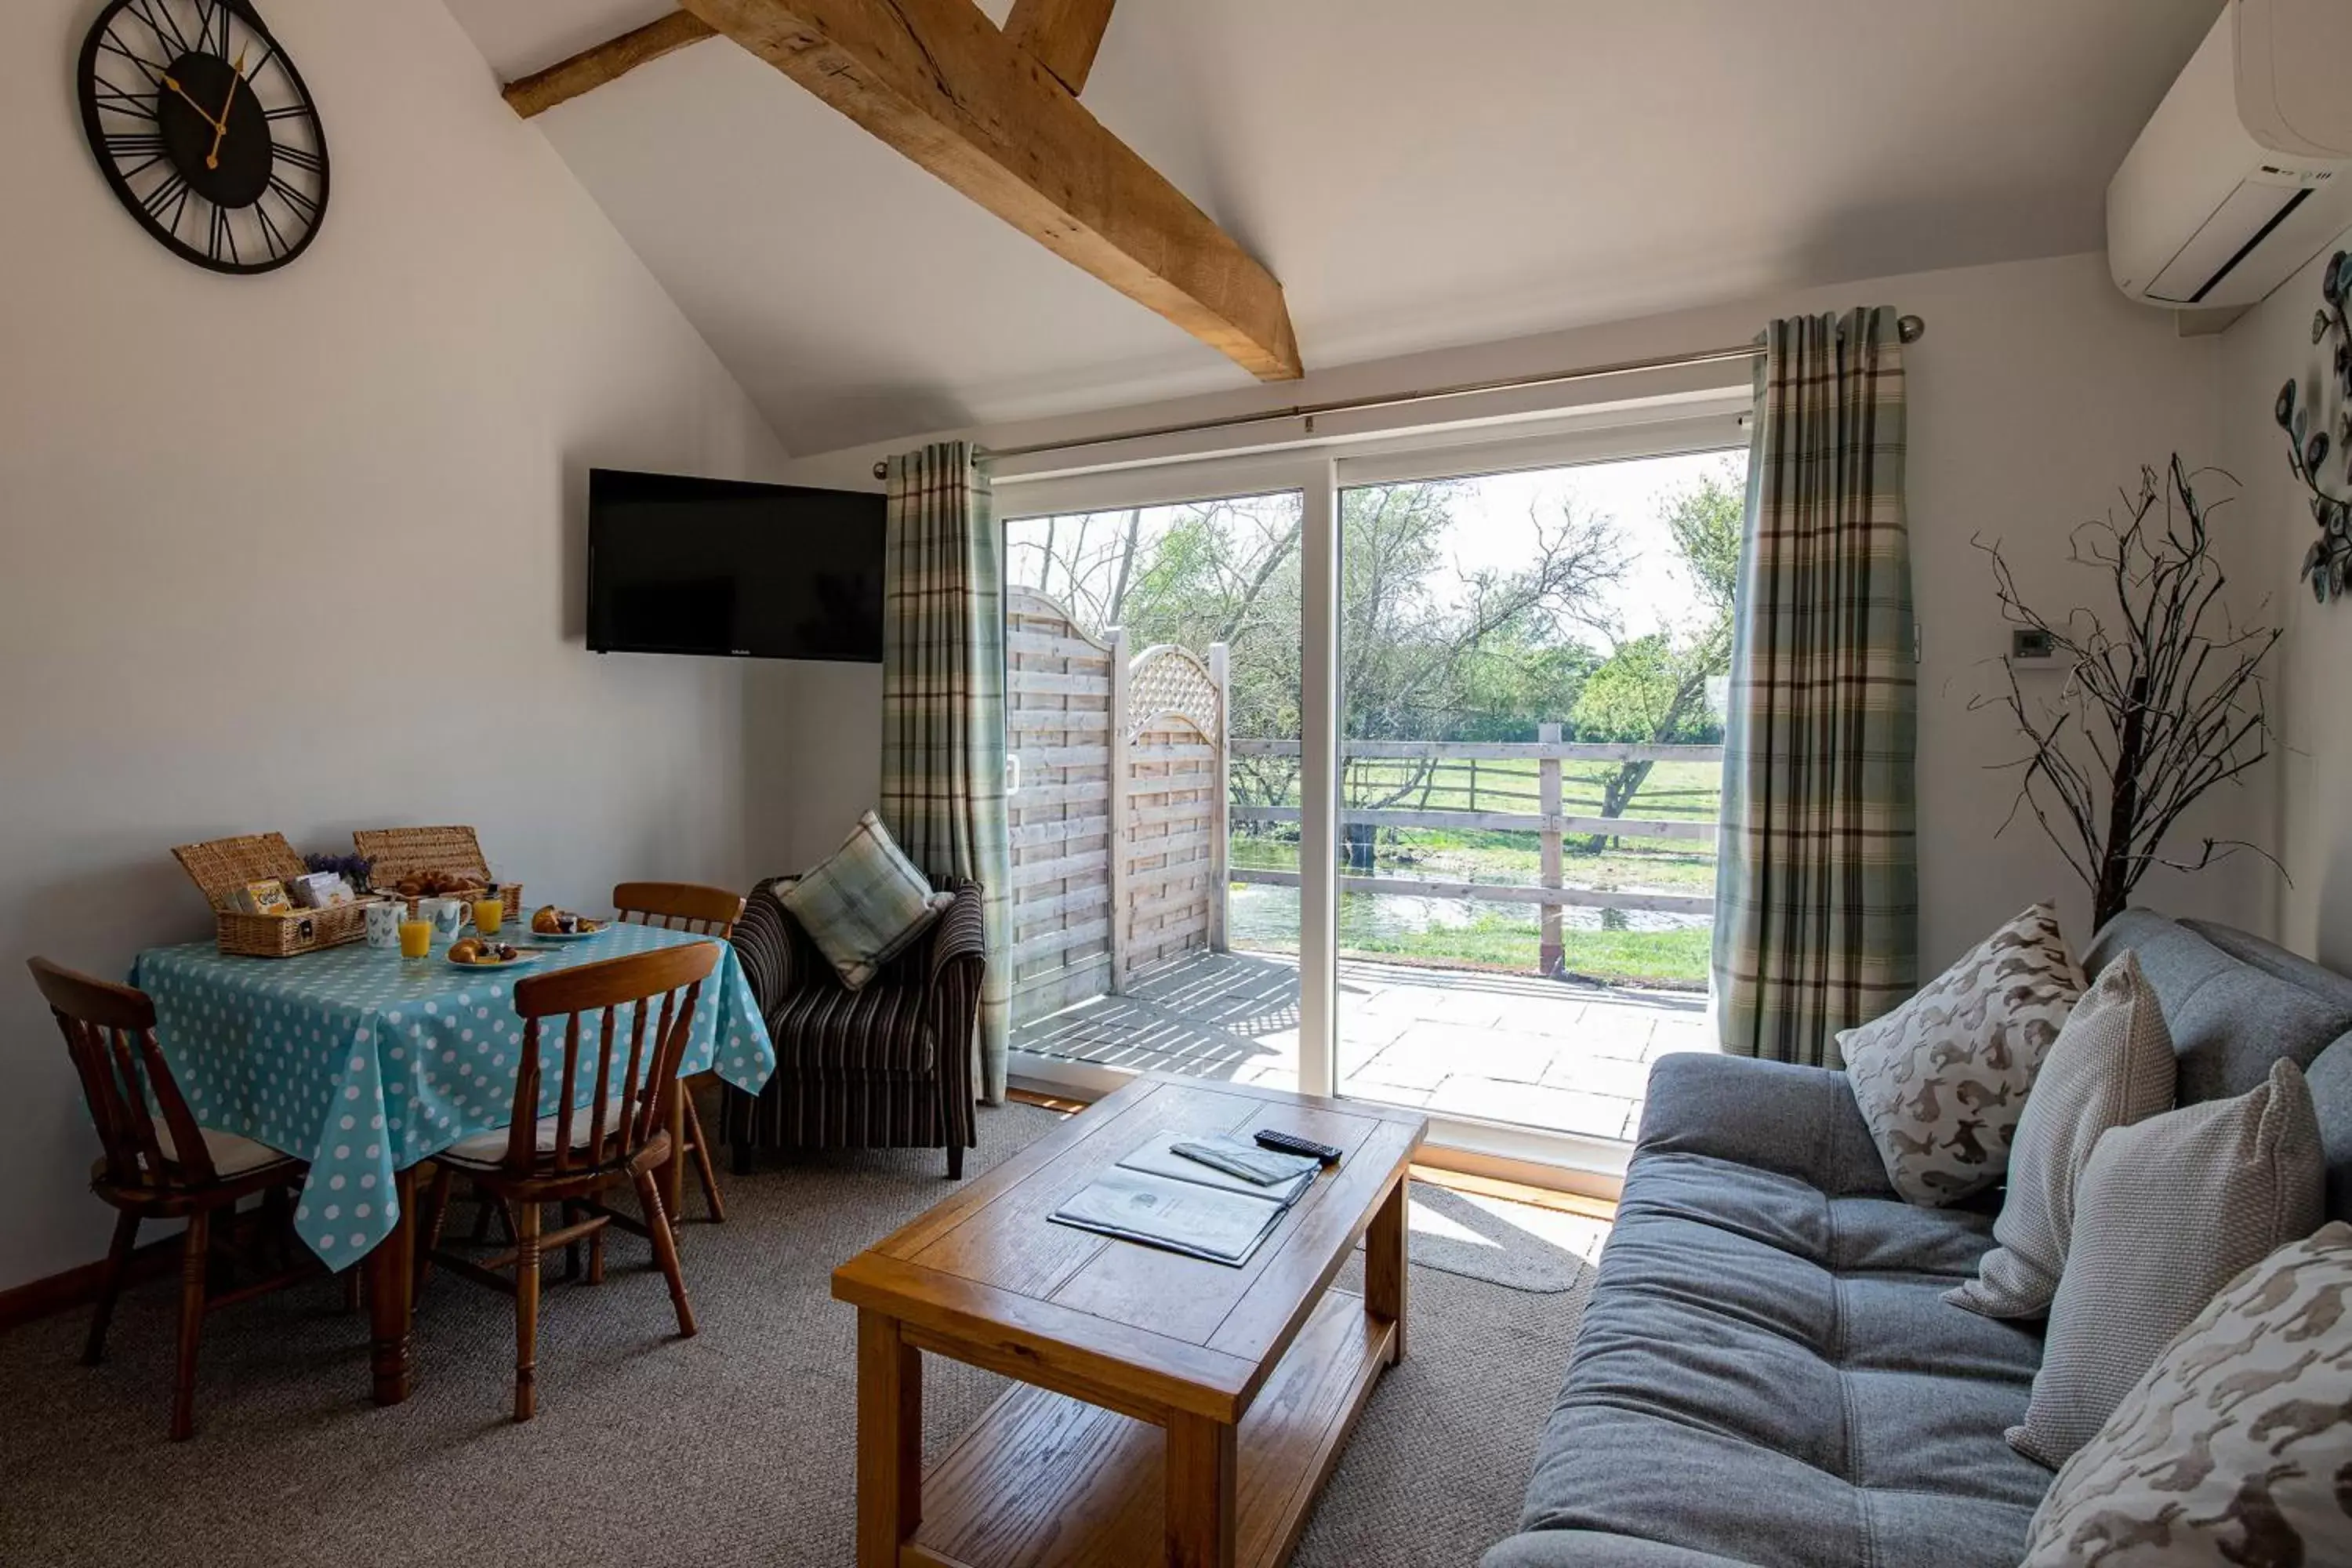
1004,597,1231,1024
1005,589,1120,1025
1116,642,1229,983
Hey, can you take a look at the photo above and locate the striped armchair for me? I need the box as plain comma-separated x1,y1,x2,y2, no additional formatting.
722,877,986,1179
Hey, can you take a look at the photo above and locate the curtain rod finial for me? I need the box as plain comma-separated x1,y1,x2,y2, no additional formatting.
1898,314,1926,344
873,459,888,481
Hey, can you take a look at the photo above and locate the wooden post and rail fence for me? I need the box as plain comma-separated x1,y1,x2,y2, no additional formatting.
1225,733,1722,975
1004,586,1722,1024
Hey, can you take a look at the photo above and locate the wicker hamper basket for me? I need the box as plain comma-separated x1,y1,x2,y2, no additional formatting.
351,825,523,917
172,833,376,958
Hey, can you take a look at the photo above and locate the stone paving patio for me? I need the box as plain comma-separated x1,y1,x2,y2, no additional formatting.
1011,949,1715,1142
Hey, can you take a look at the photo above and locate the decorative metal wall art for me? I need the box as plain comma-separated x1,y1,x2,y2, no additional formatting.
2281,249,2352,601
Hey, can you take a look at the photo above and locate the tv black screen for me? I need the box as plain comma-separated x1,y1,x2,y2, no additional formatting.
586,470,885,662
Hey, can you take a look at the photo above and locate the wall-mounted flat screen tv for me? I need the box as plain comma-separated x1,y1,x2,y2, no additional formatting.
586,469,884,662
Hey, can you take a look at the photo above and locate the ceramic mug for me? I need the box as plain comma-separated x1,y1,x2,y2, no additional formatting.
416,898,472,945
364,900,409,950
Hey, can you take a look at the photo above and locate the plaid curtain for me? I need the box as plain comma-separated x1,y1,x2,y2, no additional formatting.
881,442,1012,1103
1711,307,1918,1067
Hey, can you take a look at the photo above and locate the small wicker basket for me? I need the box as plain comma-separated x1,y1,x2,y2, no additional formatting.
351,825,524,917
172,833,377,958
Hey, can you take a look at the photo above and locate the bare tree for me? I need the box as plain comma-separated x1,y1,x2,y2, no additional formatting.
1007,485,1628,833
1575,463,1741,848
1334,486,1624,860
1106,508,1142,623
1973,456,2280,930
1011,506,1155,630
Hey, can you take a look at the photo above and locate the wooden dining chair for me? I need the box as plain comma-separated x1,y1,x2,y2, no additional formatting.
612,881,745,1225
414,942,719,1421
27,957,314,1440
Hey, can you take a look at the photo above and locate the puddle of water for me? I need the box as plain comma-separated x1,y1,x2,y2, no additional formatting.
1229,883,1708,945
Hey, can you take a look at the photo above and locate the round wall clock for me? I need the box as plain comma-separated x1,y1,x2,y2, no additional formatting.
75,0,328,274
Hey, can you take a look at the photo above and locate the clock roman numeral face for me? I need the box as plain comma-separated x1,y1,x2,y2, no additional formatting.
77,0,329,274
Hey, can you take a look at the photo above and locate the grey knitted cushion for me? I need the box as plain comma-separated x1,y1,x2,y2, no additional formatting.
2023,1222,2352,1566
1839,903,2085,1205
1949,951,2176,1319
2009,1057,2326,1469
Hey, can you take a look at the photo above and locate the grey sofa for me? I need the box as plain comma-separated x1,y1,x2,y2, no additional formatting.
1484,912,2352,1568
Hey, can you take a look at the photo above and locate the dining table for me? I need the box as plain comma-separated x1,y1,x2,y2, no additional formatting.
129,918,776,1405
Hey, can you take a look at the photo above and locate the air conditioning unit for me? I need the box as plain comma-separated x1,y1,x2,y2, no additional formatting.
2108,0,2352,314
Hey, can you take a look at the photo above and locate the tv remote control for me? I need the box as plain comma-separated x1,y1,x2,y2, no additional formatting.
1255,1129,1343,1166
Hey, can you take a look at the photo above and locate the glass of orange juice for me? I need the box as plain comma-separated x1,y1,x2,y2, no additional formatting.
473,898,504,935
398,919,433,959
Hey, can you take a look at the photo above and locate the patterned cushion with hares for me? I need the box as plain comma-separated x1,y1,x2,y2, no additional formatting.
1838,902,2085,1205
2009,1057,2328,1470
1948,949,2178,1319
781,811,956,991
2022,1221,2352,1566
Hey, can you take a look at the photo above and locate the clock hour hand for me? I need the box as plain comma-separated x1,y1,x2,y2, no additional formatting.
160,73,226,136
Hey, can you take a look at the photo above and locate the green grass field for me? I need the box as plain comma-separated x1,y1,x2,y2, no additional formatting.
1227,757,1722,987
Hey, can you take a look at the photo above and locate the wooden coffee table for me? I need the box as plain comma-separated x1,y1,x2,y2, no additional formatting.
832,1073,1426,1568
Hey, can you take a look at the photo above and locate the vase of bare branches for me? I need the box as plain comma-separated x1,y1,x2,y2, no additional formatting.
1974,456,2281,931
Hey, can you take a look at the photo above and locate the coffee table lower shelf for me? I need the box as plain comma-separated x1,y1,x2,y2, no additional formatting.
906,1288,1397,1568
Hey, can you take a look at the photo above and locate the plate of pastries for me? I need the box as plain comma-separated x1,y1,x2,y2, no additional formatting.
396,869,485,898
530,906,606,941
446,937,536,969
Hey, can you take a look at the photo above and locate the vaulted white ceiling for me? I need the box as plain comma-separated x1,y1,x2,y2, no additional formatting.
440,0,2222,456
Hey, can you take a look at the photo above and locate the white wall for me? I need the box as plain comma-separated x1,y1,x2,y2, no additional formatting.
2220,224,2352,969
0,0,790,1291
770,251,2270,971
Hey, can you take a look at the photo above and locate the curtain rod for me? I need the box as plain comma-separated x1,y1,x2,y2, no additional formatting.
871,314,1925,478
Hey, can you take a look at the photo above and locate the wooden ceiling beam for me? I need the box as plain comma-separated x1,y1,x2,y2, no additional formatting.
1003,0,1117,95
678,0,1302,382
502,11,717,120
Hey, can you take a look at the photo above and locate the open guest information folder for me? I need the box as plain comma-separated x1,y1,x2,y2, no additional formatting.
1048,1130,1325,1267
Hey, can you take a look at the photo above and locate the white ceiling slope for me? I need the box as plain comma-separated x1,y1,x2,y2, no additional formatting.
441,0,2221,456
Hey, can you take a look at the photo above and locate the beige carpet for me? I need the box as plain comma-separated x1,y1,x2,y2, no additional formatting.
0,1099,1597,1568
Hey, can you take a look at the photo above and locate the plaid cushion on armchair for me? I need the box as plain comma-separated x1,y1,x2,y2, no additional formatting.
780,811,955,990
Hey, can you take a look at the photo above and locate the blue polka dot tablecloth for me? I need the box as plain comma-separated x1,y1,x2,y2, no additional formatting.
130,924,775,1265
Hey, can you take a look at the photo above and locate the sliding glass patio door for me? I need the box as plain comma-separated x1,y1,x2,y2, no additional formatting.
991,414,1747,1167
998,488,1305,1096
1329,448,1741,1142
